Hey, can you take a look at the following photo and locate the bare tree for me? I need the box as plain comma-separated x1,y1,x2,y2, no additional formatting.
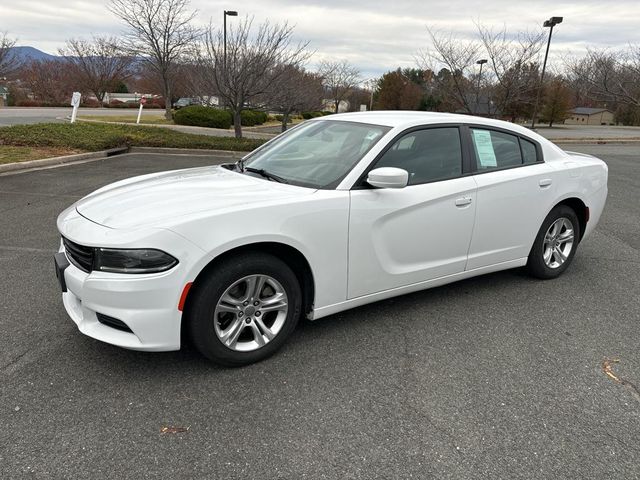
265,65,323,131
477,24,544,119
0,32,18,78
109,0,200,119
318,60,361,113
198,17,311,138
567,47,640,107
21,59,77,105
417,29,480,113
59,36,132,105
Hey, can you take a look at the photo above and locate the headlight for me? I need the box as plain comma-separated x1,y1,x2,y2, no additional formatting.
94,248,178,274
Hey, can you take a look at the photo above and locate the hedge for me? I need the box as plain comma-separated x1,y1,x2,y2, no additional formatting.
172,107,268,128
238,110,268,126
301,111,326,119
174,105,233,129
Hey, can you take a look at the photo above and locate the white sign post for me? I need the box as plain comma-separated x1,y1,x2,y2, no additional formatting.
136,97,146,124
70,92,81,123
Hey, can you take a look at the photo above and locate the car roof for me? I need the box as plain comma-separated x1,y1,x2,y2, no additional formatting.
316,110,566,159
323,111,538,137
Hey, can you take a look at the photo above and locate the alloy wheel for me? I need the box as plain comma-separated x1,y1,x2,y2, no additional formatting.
213,274,289,352
542,217,575,269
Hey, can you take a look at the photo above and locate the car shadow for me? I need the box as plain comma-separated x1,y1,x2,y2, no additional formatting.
64,267,535,376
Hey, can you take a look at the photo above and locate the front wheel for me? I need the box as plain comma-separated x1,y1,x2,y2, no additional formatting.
187,252,301,366
527,205,580,279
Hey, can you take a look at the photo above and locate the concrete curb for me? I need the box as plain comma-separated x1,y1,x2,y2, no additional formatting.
0,147,127,174
552,139,640,145
128,146,246,157
0,146,250,175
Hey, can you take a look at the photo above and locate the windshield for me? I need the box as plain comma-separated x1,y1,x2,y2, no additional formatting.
242,120,391,188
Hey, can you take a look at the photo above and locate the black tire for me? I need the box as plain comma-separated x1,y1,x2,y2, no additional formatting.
527,205,580,279
187,252,301,366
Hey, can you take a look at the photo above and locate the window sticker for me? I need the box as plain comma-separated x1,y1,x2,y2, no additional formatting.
472,130,497,167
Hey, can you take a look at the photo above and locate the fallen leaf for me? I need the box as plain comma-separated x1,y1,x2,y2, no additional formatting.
160,426,190,434
602,358,621,382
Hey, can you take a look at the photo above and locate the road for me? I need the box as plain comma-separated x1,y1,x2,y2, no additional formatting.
0,107,274,139
2,107,639,142
533,124,640,141
0,147,638,479
0,107,164,126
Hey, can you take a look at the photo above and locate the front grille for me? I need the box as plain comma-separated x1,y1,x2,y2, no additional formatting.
62,237,94,272
96,313,133,333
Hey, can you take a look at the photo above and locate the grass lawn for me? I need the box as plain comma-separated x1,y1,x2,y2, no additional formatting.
79,115,173,125
0,146,83,164
0,123,266,158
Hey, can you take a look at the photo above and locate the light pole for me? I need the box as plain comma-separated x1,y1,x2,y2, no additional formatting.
475,59,487,115
367,78,375,111
223,10,238,72
531,16,563,129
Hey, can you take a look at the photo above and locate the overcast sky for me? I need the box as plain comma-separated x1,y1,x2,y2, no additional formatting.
2,0,638,78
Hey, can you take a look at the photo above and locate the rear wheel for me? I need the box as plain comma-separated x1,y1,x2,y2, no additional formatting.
527,205,580,279
187,252,301,366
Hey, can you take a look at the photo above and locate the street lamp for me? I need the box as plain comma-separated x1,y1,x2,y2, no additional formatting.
223,10,238,72
530,16,563,129
475,59,487,115
366,78,376,111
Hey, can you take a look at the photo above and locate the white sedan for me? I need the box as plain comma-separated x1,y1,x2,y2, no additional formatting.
55,112,608,366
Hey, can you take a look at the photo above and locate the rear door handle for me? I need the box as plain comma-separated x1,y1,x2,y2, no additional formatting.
455,197,472,207
539,178,552,188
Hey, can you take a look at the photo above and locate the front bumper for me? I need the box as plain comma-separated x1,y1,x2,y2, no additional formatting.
60,255,184,351
57,206,207,352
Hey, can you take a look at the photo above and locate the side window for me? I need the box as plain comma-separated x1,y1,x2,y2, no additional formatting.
520,138,538,164
470,129,522,170
375,127,462,185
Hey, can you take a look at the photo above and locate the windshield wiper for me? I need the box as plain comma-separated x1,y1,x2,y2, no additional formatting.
244,167,288,184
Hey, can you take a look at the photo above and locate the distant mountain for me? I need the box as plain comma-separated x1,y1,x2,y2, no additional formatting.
9,46,59,64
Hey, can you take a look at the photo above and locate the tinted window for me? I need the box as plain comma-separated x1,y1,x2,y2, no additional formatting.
521,138,538,164
471,129,522,170
375,128,462,185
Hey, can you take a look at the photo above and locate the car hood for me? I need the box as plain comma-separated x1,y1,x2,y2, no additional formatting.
75,165,315,229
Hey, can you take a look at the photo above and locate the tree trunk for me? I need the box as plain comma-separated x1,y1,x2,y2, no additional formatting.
334,99,339,113
233,110,242,138
164,82,172,121
281,111,290,132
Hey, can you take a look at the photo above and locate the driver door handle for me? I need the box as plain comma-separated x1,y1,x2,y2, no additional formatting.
455,197,473,207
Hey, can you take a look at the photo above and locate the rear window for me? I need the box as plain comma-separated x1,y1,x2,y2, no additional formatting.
470,129,540,170
521,138,538,164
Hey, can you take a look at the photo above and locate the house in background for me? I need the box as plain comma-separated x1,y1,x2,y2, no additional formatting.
565,107,614,125
103,92,161,104
322,99,350,113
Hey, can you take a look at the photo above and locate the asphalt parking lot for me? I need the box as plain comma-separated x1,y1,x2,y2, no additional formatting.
0,107,165,126
1,147,638,479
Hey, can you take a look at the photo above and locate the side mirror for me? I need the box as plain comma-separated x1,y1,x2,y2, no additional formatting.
367,167,409,189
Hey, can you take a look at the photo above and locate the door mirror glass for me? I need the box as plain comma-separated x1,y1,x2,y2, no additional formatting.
367,167,409,189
